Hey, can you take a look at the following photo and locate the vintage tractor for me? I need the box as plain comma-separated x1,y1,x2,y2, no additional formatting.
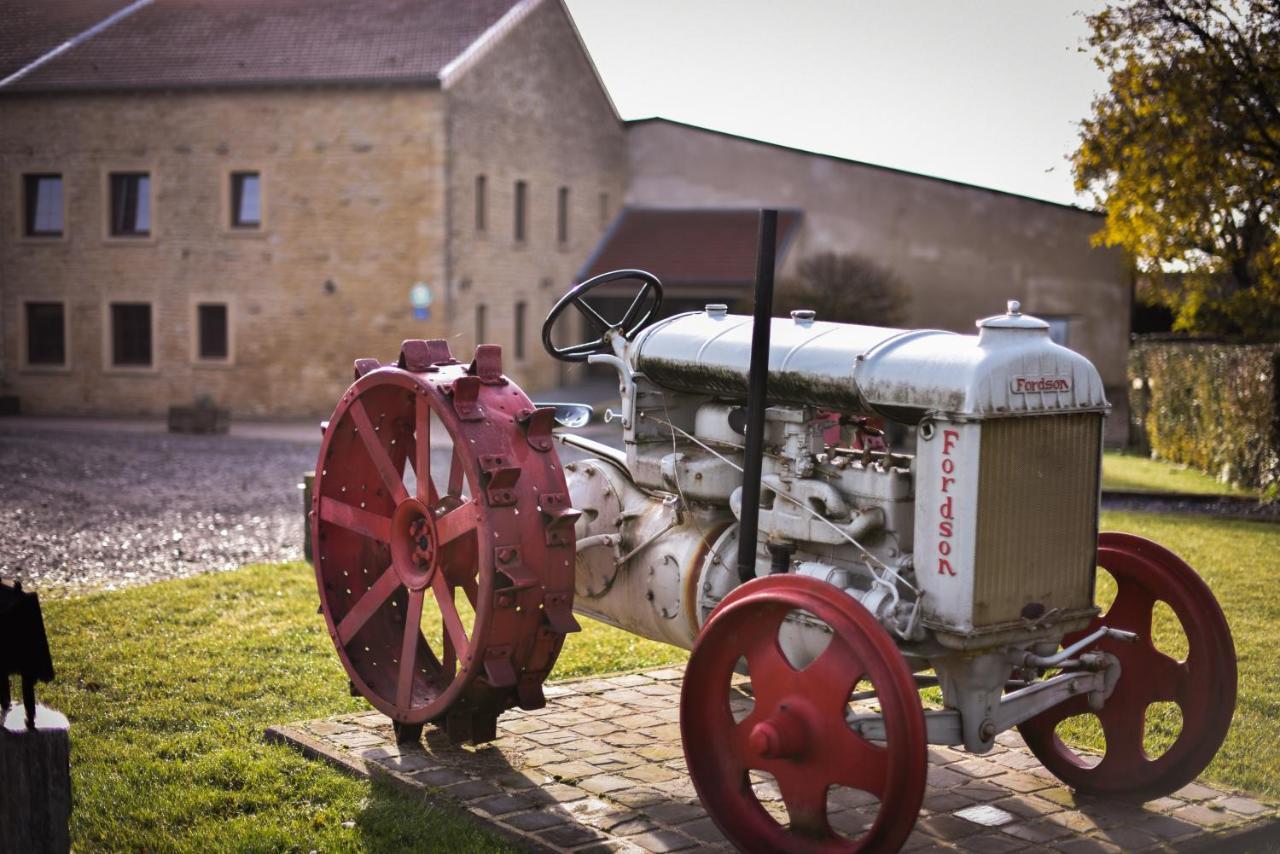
311,262,1236,852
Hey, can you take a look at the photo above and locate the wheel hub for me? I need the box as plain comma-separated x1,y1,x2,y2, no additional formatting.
749,703,811,760
391,498,436,589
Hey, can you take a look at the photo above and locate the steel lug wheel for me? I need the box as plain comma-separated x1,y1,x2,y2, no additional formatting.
312,340,579,741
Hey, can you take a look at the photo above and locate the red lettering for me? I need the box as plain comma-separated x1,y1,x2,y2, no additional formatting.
939,520,953,538
939,540,951,556
939,496,953,520
941,458,955,474
941,476,955,493
943,429,959,454
938,558,956,576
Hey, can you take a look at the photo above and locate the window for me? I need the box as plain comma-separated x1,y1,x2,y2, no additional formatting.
515,301,527,360
514,180,527,242
556,186,569,244
23,174,63,236
475,174,486,231
599,191,610,228
197,303,229,360
1044,316,1070,346
110,303,152,366
230,172,261,228
25,302,65,365
475,304,487,345
109,172,150,237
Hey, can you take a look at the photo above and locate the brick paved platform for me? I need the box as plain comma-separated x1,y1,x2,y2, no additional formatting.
268,668,1279,852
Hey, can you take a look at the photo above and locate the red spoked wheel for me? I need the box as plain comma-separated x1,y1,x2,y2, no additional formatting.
1018,532,1237,800
312,340,580,743
681,575,926,853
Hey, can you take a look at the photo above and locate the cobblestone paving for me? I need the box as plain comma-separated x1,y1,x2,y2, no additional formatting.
270,668,1279,853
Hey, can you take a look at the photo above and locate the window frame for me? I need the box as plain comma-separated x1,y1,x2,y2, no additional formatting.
514,299,527,361
19,298,70,372
103,299,158,372
190,296,235,366
104,169,154,241
1040,315,1072,347
513,180,527,243
475,303,487,347
475,174,487,232
229,171,263,230
556,186,569,245
21,173,65,238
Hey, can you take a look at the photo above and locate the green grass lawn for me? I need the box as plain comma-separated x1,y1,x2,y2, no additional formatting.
38,509,1277,849
1102,450,1255,497
39,564,682,852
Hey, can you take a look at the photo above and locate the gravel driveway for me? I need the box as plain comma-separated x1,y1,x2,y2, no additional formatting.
0,423,318,592
0,416,614,594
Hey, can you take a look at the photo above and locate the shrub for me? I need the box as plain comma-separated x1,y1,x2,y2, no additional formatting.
775,252,911,327
1129,342,1280,498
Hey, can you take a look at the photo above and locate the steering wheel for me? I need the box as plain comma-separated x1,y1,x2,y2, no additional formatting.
541,269,664,362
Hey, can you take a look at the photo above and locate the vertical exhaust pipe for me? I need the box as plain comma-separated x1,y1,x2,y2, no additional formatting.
737,209,778,584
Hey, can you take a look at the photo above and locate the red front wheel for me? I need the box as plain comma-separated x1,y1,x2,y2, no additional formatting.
681,575,926,853
1018,532,1237,800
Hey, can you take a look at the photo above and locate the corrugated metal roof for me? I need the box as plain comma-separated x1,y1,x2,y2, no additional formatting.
2,0,522,92
580,207,803,286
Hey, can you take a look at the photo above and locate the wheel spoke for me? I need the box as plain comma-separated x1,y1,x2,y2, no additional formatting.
1106,576,1156,638
433,571,470,659
1098,700,1147,769
801,639,864,711
396,588,425,707
742,616,796,699
447,450,465,497
435,499,478,547
774,769,833,839
414,395,437,504
831,730,889,798
336,565,401,645
349,400,409,504
620,284,650,329
442,619,457,678
319,497,392,543
574,298,612,331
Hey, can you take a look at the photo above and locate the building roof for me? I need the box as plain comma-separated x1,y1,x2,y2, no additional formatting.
579,207,804,287
0,0,133,81
626,117,1104,217
1,0,524,92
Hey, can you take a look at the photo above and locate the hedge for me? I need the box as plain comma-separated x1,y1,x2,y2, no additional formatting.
1128,341,1280,498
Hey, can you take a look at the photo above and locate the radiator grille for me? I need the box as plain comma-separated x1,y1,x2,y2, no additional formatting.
972,414,1101,628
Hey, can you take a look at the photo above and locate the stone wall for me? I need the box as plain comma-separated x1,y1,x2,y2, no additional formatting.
626,121,1134,442
445,0,628,392
0,86,448,417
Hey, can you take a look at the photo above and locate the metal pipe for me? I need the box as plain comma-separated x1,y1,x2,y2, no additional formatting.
737,209,778,584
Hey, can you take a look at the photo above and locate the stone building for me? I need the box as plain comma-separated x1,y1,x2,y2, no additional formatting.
1,0,1130,436
0,0,625,416
588,119,1132,441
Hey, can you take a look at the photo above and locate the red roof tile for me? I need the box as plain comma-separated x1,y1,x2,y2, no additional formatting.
2,0,521,92
580,208,803,287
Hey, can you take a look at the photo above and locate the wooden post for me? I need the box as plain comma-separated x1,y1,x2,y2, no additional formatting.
1,702,71,853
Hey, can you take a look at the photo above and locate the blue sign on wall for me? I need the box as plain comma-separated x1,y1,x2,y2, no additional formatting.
410,282,432,321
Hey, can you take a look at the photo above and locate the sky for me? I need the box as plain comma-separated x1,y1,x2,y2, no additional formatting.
563,0,1109,207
